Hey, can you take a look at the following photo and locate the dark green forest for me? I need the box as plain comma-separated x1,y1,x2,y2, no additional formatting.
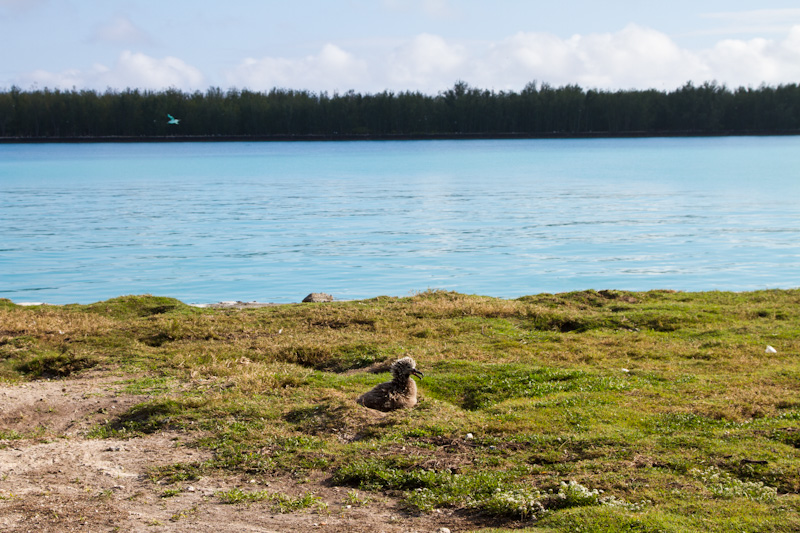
1,81,800,139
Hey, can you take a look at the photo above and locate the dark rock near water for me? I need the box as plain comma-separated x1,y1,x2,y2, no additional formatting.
302,293,334,303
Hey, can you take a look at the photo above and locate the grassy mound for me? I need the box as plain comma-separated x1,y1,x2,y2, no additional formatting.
1,289,799,531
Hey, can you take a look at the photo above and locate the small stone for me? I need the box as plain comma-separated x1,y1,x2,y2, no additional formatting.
465,433,474,440
186,486,195,492
302,292,333,303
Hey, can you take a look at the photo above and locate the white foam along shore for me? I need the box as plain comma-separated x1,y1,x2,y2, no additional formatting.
190,301,284,309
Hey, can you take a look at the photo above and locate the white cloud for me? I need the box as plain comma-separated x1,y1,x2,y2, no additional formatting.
19,68,85,90
384,33,466,89
225,43,369,91
479,32,577,88
376,24,800,93
785,24,800,54
18,51,204,91
701,26,800,86
13,25,800,94
468,25,711,90
106,51,204,89
461,23,799,91
92,16,153,46
568,24,708,89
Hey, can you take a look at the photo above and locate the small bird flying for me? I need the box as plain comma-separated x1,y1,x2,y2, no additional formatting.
167,114,180,125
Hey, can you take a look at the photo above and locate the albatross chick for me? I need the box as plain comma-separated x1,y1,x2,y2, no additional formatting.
356,356,423,412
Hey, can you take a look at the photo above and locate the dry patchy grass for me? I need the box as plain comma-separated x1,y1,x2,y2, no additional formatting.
2,290,800,531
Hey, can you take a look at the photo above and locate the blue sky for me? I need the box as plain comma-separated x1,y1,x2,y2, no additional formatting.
2,0,800,94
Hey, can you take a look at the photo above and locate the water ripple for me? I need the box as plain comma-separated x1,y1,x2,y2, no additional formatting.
2,137,799,303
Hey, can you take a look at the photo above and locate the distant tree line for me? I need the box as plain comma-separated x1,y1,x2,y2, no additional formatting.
1,81,799,139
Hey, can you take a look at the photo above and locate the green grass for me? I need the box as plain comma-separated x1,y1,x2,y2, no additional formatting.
424,361,630,410
216,487,271,504
13,350,98,378
84,294,193,320
217,488,326,513
2,290,800,531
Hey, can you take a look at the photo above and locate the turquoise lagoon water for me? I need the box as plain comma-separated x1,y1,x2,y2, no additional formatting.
1,137,798,304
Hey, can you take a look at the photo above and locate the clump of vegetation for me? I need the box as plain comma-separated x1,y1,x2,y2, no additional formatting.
88,399,191,437
472,481,651,520
217,488,326,513
343,489,371,507
2,289,799,531
216,488,271,504
270,492,327,513
84,294,192,321
13,351,98,378
690,467,778,502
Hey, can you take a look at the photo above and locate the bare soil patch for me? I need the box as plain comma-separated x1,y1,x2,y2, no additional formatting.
0,373,481,532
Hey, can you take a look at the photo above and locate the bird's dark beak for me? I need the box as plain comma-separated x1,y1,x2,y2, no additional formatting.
412,369,424,379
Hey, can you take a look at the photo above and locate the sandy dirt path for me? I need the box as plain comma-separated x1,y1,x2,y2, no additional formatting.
0,373,475,532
